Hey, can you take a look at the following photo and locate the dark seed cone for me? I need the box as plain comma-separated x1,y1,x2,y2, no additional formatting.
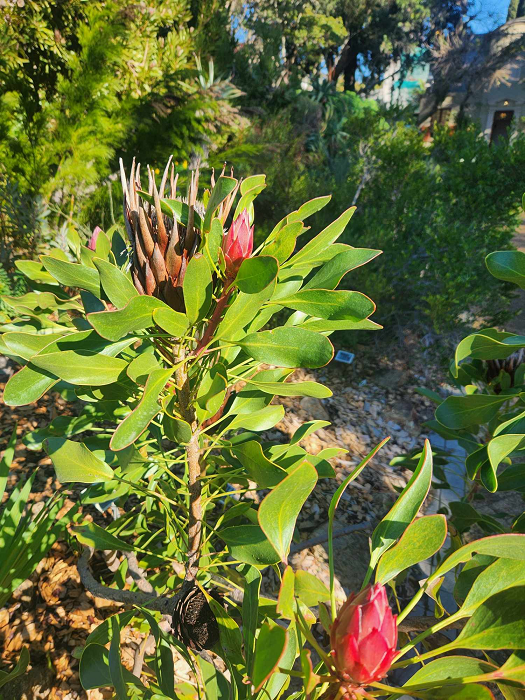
120,157,202,313
486,349,525,393
171,584,221,651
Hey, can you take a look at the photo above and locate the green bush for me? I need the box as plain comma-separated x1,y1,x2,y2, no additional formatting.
241,93,524,332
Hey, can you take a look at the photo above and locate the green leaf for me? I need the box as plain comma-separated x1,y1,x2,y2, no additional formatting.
88,296,172,341
2,331,68,360
430,534,525,584
292,195,332,221
15,259,58,284
259,626,297,700
376,514,447,584
0,647,30,689
276,565,295,619
285,207,356,268
304,248,382,290
45,438,114,483
86,611,136,647
263,222,304,263
79,644,112,689
486,250,525,289
231,441,287,488
0,427,16,503
238,327,334,369
404,656,495,688
127,350,160,384
252,620,288,692
458,557,525,617
450,586,525,650
164,415,192,444
234,257,279,294
294,570,330,607
139,608,175,698
227,405,285,432
436,394,509,429
369,439,433,573
109,617,128,699
411,685,496,699
3,366,58,406
301,318,382,332
203,176,238,232
454,329,520,376
245,378,332,399
219,525,280,566
485,434,525,492
216,282,276,341
183,255,213,325
241,175,266,195
258,461,318,562
500,650,525,689
92,259,138,310
233,183,266,221
110,368,173,451
206,595,244,664
199,656,230,700
290,420,330,444
71,521,133,551
275,289,375,321
205,217,223,269
152,307,189,338
239,564,261,676
29,351,128,386
41,255,101,297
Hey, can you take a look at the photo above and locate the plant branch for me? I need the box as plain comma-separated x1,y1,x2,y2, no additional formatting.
196,288,233,355
124,551,155,595
77,547,174,615
176,355,202,582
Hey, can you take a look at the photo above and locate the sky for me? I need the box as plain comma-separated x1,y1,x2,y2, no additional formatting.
470,0,511,32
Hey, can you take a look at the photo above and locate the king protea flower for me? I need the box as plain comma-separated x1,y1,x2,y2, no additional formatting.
330,583,397,688
119,157,202,313
222,208,253,278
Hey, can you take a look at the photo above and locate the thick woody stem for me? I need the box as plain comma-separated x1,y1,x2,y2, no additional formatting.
185,434,202,580
176,358,202,582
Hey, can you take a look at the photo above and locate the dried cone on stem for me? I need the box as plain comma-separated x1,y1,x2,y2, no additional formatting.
120,157,201,313
330,583,397,690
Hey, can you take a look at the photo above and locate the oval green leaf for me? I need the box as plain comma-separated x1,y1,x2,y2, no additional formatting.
376,514,447,584
235,257,279,294
258,460,318,562
238,327,334,369
45,438,114,483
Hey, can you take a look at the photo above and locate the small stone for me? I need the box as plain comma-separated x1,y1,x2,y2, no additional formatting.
299,397,330,421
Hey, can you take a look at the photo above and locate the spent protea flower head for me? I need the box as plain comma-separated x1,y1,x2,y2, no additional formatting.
120,156,202,312
330,583,397,689
120,157,240,313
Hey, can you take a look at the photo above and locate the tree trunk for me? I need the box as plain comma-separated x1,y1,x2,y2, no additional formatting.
332,39,359,92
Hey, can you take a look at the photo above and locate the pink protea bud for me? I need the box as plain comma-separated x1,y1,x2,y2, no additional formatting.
87,226,103,251
330,583,397,687
222,209,253,277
